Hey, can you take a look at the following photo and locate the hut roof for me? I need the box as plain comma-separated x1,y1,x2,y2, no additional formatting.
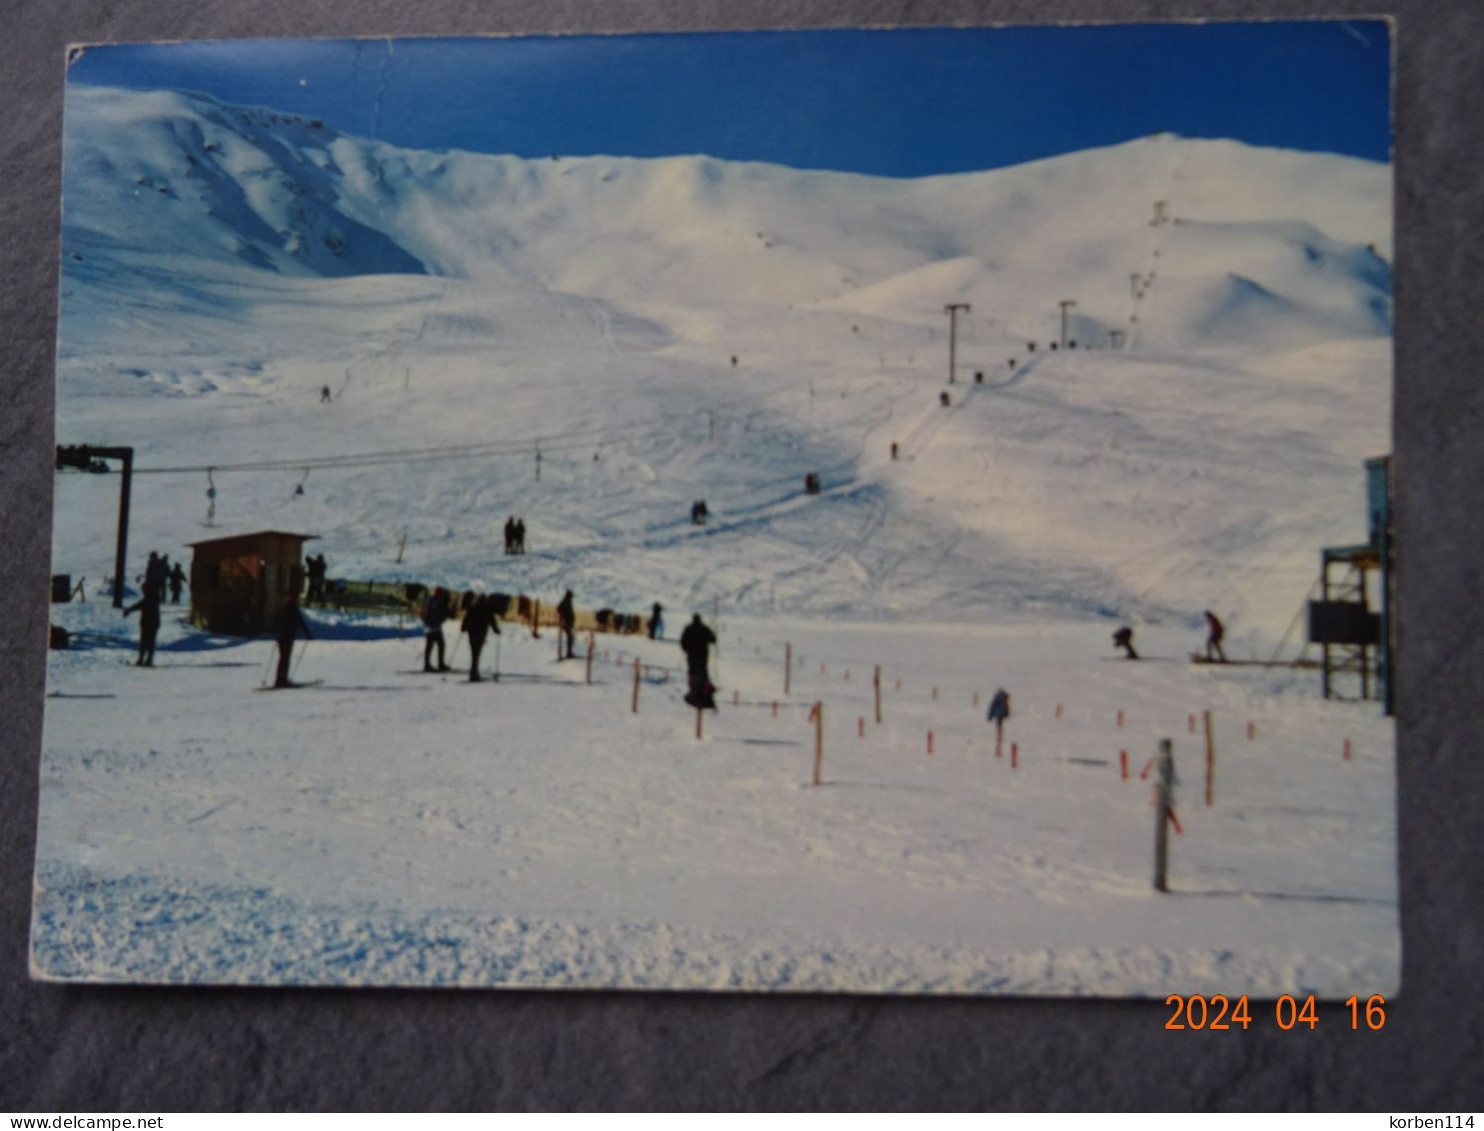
186,530,318,549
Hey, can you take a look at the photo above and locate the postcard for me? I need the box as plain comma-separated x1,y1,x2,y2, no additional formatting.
35,23,1397,995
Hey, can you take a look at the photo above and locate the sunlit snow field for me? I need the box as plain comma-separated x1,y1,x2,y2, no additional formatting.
35,86,1397,994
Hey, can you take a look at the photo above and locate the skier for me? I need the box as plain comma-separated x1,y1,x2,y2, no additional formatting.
1203,610,1227,663
143,551,168,596
649,602,664,641
460,593,501,682
514,517,526,554
680,614,718,710
1112,625,1139,660
168,561,186,605
122,577,163,667
423,586,453,672
987,688,1011,756
272,591,313,688
304,553,324,605
504,516,515,556
320,384,332,404
557,589,577,660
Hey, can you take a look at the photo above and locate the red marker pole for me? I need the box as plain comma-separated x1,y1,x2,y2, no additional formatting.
874,665,882,724
1344,737,1352,761
858,716,865,739
810,703,824,785
1011,743,1019,769
1121,750,1129,780
927,731,934,756
1154,739,1175,892
1203,710,1215,808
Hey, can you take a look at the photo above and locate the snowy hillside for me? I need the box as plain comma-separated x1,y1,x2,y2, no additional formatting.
40,85,1397,995
55,86,1392,650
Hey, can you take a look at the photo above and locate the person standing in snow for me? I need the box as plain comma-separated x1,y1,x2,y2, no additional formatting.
1112,625,1139,660
1203,610,1227,663
143,551,168,596
503,517,516,556
122,577,163,667
557,589,577,660
423,586,452,672
680,614,718,710
649,602,664,641
460,594,500,682
987,688,1011,756
168,561,186,605
272,591,313,688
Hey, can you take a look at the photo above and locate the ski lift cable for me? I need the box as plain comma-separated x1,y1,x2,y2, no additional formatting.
131,423,618,476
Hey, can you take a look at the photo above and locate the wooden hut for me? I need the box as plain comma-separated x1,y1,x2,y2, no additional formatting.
187,531,317,636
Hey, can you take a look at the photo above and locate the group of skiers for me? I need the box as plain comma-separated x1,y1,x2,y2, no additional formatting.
1110,610,1226,662
503,517,528,555
121,551,187,667
410,583,713,701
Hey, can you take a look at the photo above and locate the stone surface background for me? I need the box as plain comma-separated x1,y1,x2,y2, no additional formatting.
3,1,1480,1110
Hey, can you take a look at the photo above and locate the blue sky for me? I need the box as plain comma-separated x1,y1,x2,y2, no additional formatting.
68,22,1391,176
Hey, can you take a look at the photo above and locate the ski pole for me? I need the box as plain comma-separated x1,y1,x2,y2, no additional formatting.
291,637,309,682
259,640,276,688
492,633,501,681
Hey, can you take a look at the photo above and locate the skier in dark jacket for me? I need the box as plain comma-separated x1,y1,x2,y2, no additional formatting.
680,614,718,710
168,561,186,605
423,586,452,672
986,688,1011,756
649,602,664,641
272,591,313,688
123,579,163,666
557,590,577,659
460,594,501,682
1203,610,1227,662
1112,625,1139,660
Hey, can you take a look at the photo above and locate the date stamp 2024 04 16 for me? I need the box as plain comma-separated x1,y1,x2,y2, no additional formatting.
1164,994,1389,1031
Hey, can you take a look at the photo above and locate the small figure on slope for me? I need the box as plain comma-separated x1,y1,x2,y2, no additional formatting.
168,560,186,605
1203,610,1227,663
123,577,163,667
423,586,452,672
987,688,1011,757
680,614,718,711
649,601,664,641
460,594,501,682
1112,625,1139,660
557,589,577,660
272,591,313,688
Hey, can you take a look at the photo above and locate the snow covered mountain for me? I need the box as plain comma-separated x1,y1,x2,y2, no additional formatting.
55,86,1393,646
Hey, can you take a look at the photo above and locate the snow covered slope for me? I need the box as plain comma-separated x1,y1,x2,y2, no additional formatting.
56,86,1393,647
40,86,1397,995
